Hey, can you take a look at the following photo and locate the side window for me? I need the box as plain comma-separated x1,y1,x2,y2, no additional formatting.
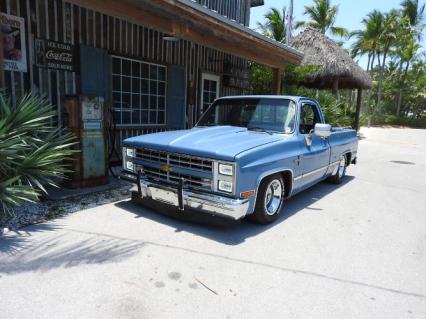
299,103,321,134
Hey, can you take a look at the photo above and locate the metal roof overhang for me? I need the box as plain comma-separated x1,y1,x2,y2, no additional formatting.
70,0,303,68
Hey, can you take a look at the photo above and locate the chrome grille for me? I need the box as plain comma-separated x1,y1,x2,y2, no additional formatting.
136,148,213,172
135,148,213,190
142,167,212,189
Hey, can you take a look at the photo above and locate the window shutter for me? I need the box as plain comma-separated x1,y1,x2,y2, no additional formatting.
79,45,110,100
166,65,186,129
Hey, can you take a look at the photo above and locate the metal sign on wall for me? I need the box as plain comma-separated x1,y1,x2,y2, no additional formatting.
35,38,76,71
1,13,27,72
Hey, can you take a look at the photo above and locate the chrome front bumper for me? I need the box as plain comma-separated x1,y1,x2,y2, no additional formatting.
140,180,250,220
121,171,250,220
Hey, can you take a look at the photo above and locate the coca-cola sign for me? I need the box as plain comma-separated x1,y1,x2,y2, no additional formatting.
35,38,76,71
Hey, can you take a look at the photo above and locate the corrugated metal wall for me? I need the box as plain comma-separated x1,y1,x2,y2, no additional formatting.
193,0,251,26
1,0,250,154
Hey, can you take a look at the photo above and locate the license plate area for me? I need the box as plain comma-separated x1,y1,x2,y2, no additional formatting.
149,186,179,206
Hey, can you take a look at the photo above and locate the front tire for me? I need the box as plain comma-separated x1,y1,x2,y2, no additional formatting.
252,174,285,224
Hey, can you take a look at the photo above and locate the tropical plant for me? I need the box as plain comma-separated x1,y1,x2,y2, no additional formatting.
256,7,287,42
401,0,426,40
376,11,399,111
0,92,77,217
296,0,348,37
350,10,385,72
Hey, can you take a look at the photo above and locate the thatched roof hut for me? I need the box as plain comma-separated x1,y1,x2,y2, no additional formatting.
291,28,373,91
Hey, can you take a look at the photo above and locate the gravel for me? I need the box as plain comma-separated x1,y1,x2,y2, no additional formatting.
0,179,133,234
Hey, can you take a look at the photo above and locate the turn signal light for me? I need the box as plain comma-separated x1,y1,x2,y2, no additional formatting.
240,190,255,199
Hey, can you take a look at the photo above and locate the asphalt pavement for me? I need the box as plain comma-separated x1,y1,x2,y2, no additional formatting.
0,127,425,319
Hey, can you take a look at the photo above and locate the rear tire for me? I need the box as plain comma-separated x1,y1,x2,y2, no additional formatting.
252,174,285,224
328,155,347,184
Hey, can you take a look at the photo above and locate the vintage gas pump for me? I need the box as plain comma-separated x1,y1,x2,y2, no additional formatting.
63,95,108,188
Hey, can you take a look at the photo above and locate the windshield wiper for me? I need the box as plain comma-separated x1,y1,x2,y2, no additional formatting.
247,127,274,135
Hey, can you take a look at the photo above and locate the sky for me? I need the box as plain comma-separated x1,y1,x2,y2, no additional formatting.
249,0,426,69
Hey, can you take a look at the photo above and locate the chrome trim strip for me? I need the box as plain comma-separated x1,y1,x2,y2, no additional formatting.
303,165,329,178
294,160,341,182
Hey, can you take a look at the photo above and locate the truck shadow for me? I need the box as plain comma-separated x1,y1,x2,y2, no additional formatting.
115,175,355,245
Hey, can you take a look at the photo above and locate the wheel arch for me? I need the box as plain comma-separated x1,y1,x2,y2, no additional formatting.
255,168,294,202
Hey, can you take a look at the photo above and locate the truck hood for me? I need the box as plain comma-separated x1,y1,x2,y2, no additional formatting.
123,126,283,161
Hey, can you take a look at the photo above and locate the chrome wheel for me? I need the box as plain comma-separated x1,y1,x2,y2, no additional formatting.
264,179,283,216
338,155,346,178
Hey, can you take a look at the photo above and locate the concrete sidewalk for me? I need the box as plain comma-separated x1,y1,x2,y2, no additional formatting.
0,127,425,319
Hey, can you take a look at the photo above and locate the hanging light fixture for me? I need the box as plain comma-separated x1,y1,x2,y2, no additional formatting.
163,35,179,42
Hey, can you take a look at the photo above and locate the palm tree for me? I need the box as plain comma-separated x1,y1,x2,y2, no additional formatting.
376,11,399,111
257,7,286,42
350,10,385,72
394,25,420,115
296,0,348,37
401,0,425,40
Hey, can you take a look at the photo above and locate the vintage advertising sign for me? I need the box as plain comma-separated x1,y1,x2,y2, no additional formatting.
35,38,75,71
1,13,27,72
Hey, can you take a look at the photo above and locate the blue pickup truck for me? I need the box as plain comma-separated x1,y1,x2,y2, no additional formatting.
121,96,358,224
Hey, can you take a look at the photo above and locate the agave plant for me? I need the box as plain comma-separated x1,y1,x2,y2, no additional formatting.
0,92,77,216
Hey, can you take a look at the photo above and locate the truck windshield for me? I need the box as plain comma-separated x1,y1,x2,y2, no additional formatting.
196,98,296,133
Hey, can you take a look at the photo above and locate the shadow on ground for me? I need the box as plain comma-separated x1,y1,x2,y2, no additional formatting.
116,176,355,245
0,176,353,275
0,221,144,275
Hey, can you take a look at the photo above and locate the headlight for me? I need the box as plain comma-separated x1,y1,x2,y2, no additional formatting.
126,161,134,171
219,163,233,176
126,148,135,157
218,180,233,193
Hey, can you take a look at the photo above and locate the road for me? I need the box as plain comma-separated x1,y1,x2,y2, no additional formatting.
1,127,425,319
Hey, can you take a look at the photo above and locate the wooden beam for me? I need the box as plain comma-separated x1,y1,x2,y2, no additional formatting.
354,88,362,131
68,0,302,68
272,68,282,95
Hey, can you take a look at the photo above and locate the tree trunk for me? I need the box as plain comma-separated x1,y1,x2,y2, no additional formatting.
366,53,372,72
376,52,381,70
332,78,340,99
377,51,387,113
395,60,404,115
396,61,410,116
272,68,282,95
370,51,376,73
354,89,363,131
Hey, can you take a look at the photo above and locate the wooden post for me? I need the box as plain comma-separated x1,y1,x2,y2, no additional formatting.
354,88,362,131
332,78,340,99
272,68,282,95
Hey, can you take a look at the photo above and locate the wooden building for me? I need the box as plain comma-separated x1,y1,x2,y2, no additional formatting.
0,0,303,164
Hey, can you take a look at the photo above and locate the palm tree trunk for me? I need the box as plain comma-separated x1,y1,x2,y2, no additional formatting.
370,51,376,73
376,52,382,70
377,50,387,113
366,53,372,72
396,60,410,116
395,59,404,116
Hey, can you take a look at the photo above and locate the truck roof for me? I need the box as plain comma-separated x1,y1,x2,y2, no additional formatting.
216,95,315,103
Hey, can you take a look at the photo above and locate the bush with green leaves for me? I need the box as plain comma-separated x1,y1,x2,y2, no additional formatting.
0,93,77,217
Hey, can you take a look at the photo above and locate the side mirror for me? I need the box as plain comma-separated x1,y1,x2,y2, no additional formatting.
314,123,332,138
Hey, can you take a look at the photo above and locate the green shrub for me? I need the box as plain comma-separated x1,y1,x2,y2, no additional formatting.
361,114,426,128
0,92,77,216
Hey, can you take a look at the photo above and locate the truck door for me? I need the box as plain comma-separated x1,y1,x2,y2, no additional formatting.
298,102,330,186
